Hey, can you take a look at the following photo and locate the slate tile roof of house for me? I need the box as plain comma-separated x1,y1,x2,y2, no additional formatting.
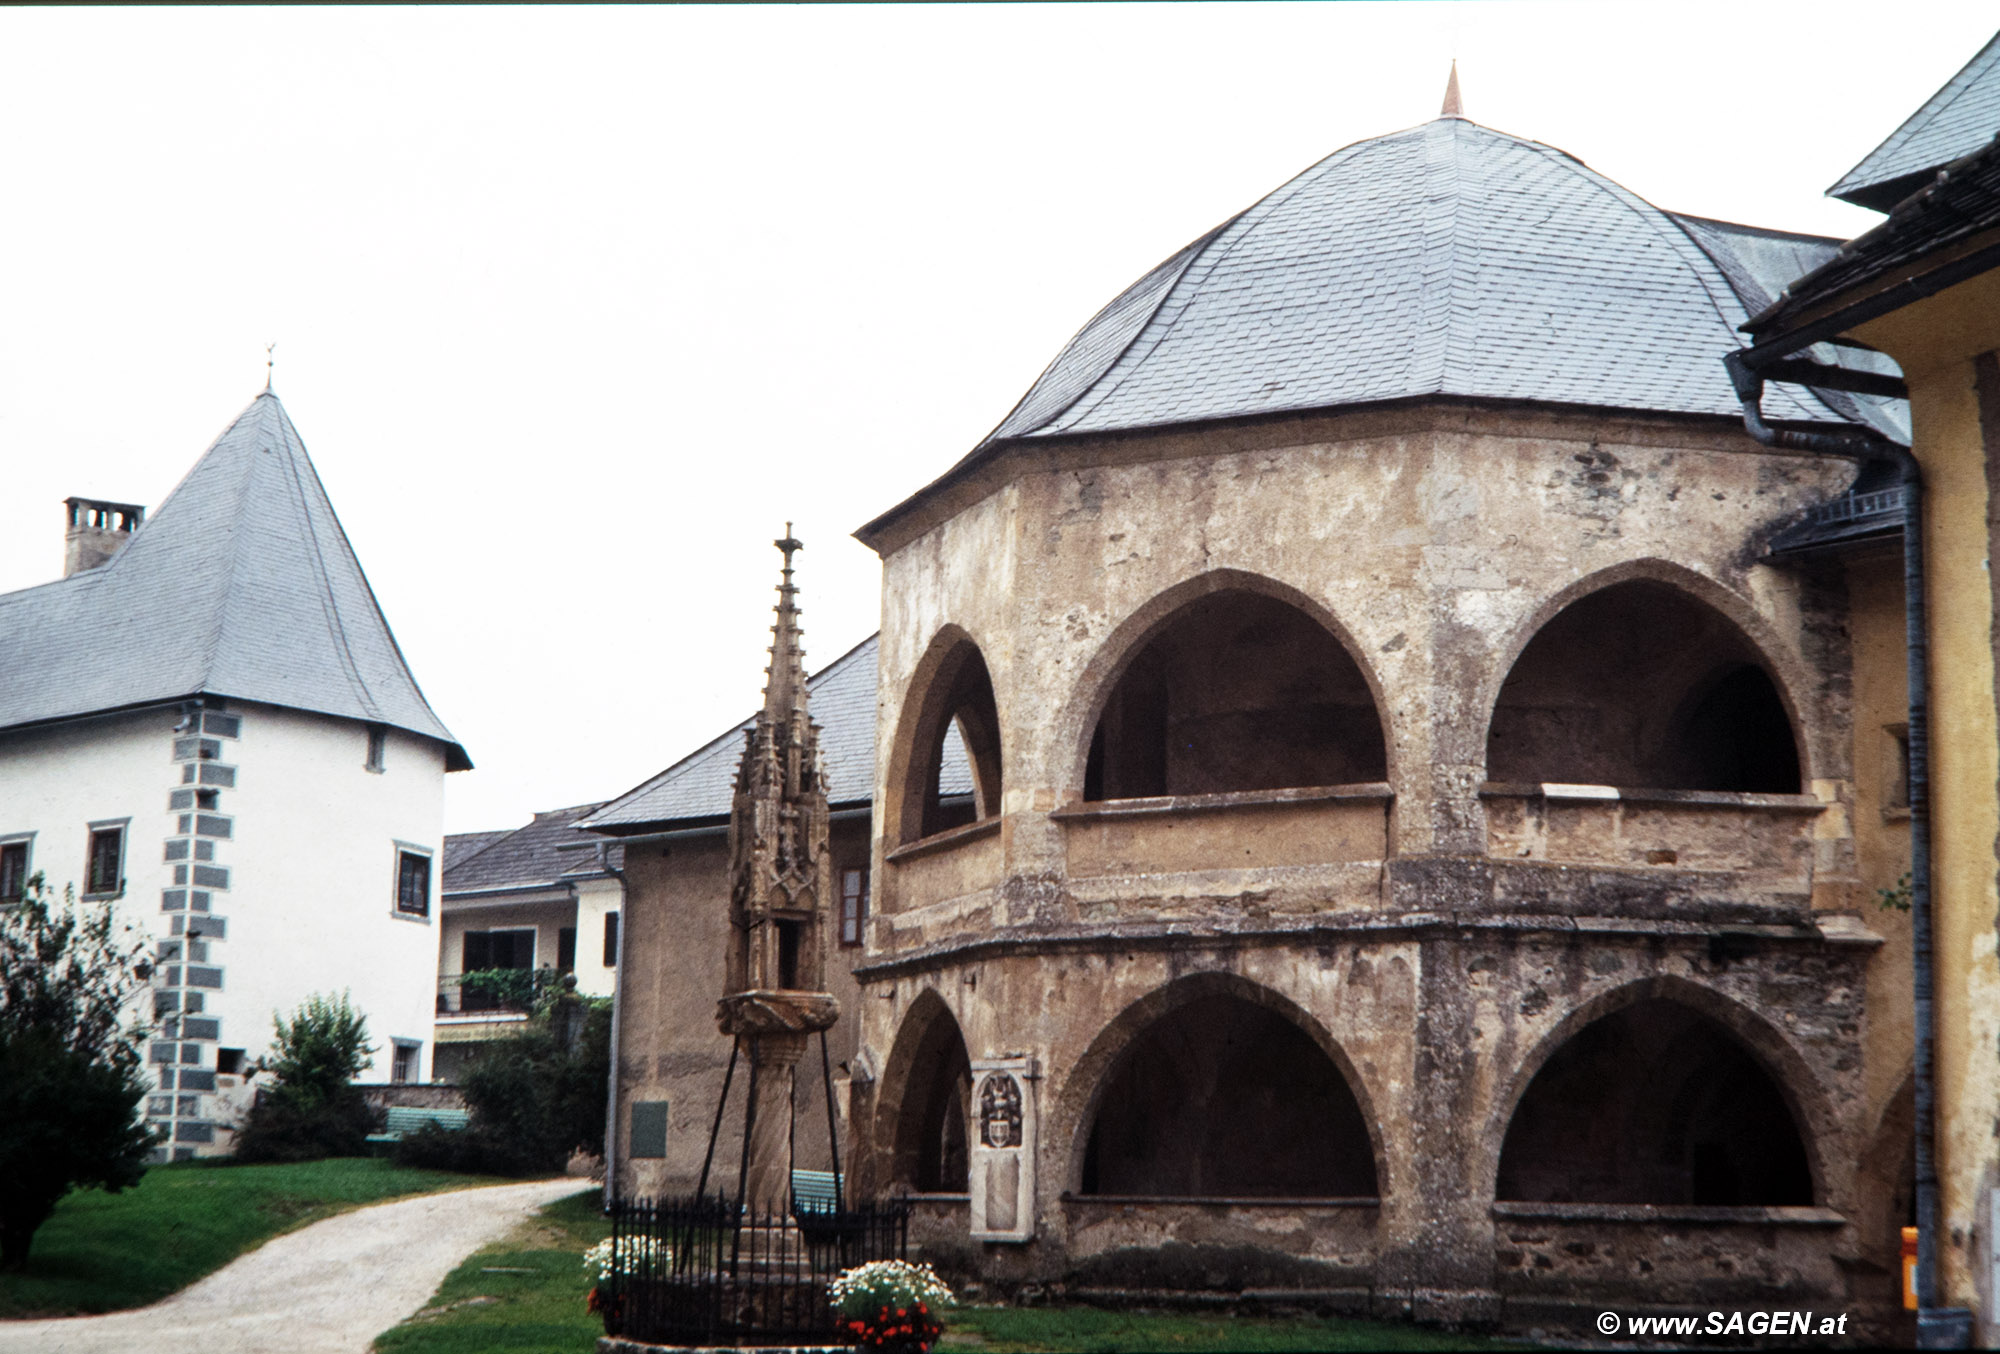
0,392,469,768
1831,31,2000,212
864,116,1908,539
444,804,623,895
581,634,972,833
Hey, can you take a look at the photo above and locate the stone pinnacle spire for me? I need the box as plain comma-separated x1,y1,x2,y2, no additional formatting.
1441,59,1464,119
763,524,809,724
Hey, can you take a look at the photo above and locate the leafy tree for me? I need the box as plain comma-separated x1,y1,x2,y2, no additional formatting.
232,992,377,1162
0,874,157,1270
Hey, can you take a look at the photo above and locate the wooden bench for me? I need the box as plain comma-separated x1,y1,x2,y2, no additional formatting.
366,1105,470,1147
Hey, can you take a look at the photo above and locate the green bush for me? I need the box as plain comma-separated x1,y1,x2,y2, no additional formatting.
394,997,609,1177
233,993,376,1163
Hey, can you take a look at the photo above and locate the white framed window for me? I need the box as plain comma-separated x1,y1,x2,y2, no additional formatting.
0,832,33,903
84,819,129,899
391,842,433,920
390,1040,421,1085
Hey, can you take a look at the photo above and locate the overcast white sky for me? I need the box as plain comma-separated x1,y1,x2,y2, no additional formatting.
1,3,1992,834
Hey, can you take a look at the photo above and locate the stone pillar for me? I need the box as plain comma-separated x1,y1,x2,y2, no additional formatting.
742,1033,808,1209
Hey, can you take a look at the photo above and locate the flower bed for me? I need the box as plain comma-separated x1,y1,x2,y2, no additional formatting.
829,1259,955,1351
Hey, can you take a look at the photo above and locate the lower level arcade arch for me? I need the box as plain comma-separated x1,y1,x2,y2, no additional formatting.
1496,997,1813,1206
885,993,971,1193
1080,991,1378,1198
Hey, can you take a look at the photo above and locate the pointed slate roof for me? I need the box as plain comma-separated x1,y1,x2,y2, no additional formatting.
0,392,469,769
1831,31,2000,212
581,633,972,833
444,804,622,896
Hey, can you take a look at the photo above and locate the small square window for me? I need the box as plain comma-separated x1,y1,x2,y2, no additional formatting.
0,840,29,903
216,1048,245,1076
86,825,125,897
366,726,387,773
395,850,431,917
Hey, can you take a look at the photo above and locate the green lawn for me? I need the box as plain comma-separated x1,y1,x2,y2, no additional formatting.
374,1187,609,1354
0,1156,491,1318
939,1305,1511,1352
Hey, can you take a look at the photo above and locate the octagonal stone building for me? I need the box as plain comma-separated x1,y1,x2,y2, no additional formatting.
840,107,1918,1331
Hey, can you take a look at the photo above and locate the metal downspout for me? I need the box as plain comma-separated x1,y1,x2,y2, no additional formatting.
1725,351,1968,1348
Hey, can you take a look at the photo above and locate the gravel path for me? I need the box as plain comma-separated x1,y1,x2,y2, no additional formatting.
0,1176,586,1354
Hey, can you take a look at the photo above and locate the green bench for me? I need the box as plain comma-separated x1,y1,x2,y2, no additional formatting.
366,1105,470,1148
790,1168,844,1213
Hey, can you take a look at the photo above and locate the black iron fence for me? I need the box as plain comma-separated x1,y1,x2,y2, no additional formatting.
603,1193,911,1346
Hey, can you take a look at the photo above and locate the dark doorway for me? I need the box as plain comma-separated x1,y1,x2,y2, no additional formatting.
1496,998,1813,1205
1081,993,1377,1198
1084,592,1386,801
1486,581,1800,792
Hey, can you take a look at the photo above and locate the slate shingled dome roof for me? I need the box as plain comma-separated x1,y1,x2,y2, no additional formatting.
0,392,468,768
979,116,1889,452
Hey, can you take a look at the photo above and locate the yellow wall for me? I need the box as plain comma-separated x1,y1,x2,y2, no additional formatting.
1855,270,2000,1328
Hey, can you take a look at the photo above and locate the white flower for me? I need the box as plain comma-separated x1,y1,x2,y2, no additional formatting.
583,1235,670,1282
828,1259,956,1314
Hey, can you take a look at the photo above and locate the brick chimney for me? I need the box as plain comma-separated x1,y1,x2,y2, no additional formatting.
64,497,145,577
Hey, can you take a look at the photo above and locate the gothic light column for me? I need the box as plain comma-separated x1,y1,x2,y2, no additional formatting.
715,528,839,1210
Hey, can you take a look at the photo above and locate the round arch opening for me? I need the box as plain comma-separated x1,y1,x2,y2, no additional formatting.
1079,992,1378,1198
895,639,1002,844
1496,997,1813,1206
1486,580,1801,793
1083,590,1386,801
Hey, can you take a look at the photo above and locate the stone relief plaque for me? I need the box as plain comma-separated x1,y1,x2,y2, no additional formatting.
968,1056,1036,1243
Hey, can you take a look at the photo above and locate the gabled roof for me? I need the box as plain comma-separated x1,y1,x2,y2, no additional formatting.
867,117,1902,541
444,803,622,896
1831,31,2000,212
0,392,469,768
582,633,972,834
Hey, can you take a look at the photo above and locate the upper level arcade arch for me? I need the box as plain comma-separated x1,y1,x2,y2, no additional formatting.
1486,577,1803,794
1070,975,1381,1200
889,628,1004,845
1495,993,1815,1206
1077,576,1388,803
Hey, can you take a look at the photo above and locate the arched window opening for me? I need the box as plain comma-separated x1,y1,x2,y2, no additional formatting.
1486,582,1800,793
1080,994,1376,1198
1496,998,1812,1206
899,643,1002,844
1083,592,1385,801
891,1003,971,1193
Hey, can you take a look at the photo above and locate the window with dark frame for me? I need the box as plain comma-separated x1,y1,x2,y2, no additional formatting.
0,842,27,902
840,867,869,946
86,826,124,897
603,912,619,967
395,850,431,916
391,1042,418,1084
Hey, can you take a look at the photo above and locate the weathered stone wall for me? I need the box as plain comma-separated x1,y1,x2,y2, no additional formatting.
612,816,873,1200
852,400,1904,1329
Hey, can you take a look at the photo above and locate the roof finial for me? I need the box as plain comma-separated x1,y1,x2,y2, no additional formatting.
1441,60,1464,119
264,341,276,392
